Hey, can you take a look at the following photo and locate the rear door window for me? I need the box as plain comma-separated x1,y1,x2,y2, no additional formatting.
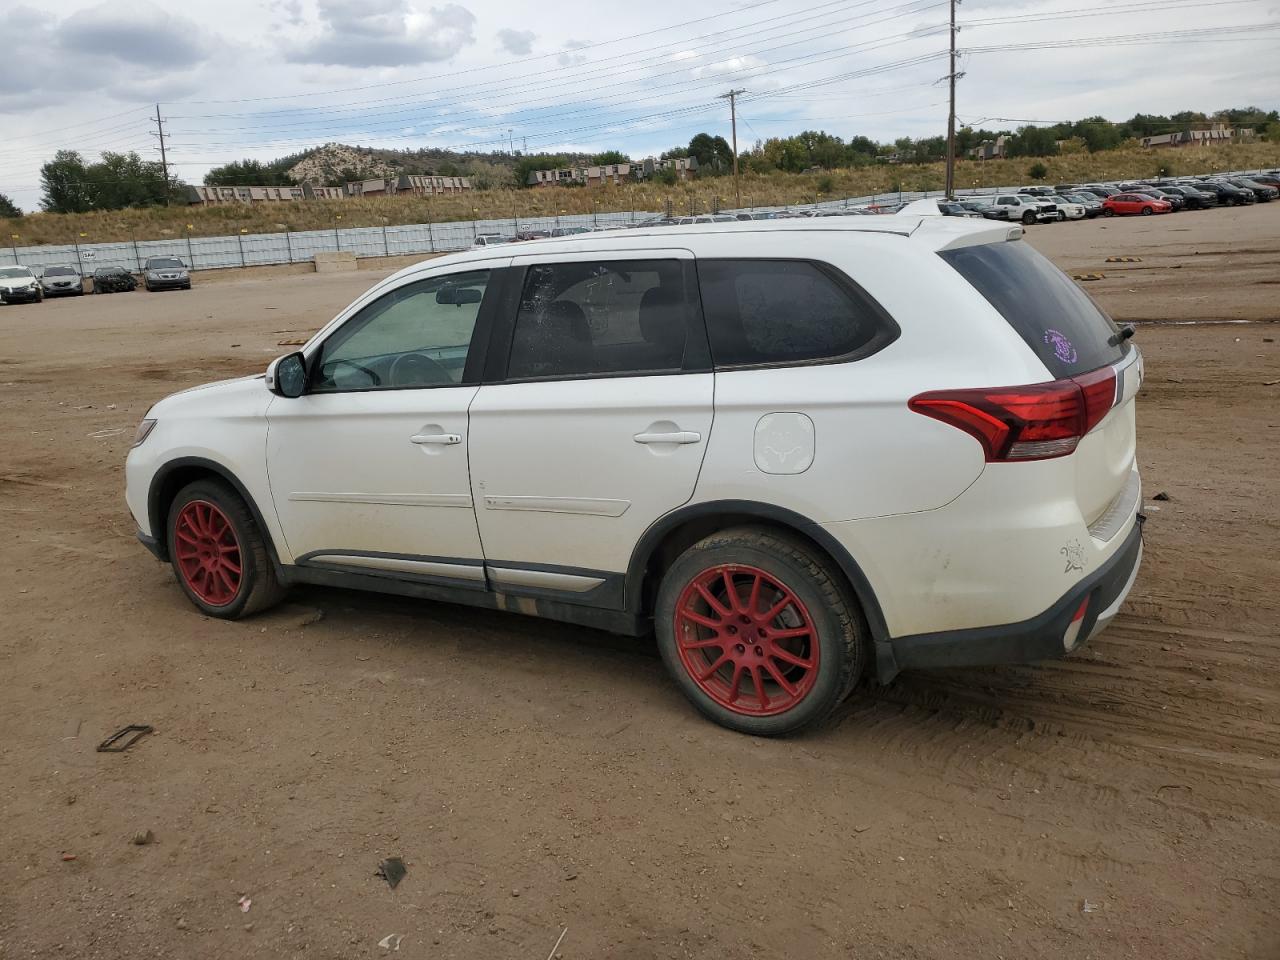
939,241,1128,378
506,259,694,380
697,259,897,368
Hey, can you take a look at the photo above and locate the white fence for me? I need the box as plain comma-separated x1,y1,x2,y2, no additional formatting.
3,168,1272,274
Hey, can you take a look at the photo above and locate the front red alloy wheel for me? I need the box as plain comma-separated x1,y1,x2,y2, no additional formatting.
173,500,243,606
673,565,820,716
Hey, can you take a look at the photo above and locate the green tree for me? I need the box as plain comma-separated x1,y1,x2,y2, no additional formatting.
40,150,94,213
590,150,629,165
204,159,294,186
40,149,170,212
687,133,733,173
0,193,21,218
1073,117,1122,152
513,153,569,187
1005,126,1059,158
1028,161,1049,180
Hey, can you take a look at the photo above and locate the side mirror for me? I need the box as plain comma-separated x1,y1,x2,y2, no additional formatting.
266,352,307,398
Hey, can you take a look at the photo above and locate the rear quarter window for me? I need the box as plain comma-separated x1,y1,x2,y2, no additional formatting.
939,241,1128,378
696,259,898,368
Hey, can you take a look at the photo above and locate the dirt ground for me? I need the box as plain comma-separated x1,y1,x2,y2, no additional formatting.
1,207,1277,960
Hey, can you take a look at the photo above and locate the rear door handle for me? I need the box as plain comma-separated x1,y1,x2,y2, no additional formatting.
410,433,461,445
633,431,701,445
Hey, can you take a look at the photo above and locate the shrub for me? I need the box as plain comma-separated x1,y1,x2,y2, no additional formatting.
1028,162,1049,180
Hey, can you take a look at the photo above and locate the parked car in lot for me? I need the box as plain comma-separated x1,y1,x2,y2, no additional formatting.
125,217,1144,735
1121,185,1184,211
1153,185,1217,210
472,234,516,248
1216,177,1277,202
549,226,591,237
0,266,42,304
1064,193,1104,217
91,266,138,293
1192,181,1254,206
142,256,192,291
1101,193,1172,216
39,265,84,297
987,193,1058,224
1250,174,1280,193
1016,186,1055,197
1046,196,1087,220
936,200,983,218
956,199,1004,219
1076,185,1120,199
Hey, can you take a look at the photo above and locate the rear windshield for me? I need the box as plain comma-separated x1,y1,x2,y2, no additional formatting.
939,241,1128,378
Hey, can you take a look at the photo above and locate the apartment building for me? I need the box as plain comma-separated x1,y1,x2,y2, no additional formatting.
346,174,472,197
184,182,344,205
1141,123,1256,148
527,156,697,187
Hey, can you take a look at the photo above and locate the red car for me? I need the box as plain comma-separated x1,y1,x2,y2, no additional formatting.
1102,192,1172,216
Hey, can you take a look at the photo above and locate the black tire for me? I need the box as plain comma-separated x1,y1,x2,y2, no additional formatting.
166,478,286,619
144,282,153,292
1141,206,1153,216
654,526,868,736
1021,210,1036,225
1056,211,1065,222
1103,208,1114,217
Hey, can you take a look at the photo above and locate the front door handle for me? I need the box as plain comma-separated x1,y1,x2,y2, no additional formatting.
410,433,461,445
634,430,701,445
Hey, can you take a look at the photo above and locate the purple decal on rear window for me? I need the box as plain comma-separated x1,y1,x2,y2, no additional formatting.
1044,328,1078,365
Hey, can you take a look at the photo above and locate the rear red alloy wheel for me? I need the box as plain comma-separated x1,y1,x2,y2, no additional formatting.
673,564,820,716
173,500,243,606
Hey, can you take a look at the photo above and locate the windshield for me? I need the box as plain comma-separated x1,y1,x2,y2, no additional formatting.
43,267,77,276
0,268,32,279
146,257,184,269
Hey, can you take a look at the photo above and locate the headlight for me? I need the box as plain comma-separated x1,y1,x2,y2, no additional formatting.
133,419,157,447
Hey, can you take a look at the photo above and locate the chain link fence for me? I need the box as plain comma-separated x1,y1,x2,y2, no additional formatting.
3,168,1271,274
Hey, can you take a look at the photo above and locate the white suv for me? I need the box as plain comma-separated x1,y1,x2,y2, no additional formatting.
126,218,1144,735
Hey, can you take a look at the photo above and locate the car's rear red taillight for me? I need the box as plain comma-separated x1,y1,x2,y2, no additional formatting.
909,366,1118,462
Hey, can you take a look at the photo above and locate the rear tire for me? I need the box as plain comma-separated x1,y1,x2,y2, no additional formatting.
654,527,868,736
1056,211,1065,222
166,479,286,619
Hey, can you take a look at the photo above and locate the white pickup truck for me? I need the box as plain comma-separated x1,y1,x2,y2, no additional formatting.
985,194,1058,224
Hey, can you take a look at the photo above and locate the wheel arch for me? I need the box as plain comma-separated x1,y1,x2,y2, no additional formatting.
626,500,891,650
147,456,284,577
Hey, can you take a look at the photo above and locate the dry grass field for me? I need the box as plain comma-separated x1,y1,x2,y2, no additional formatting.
4,141,1278,245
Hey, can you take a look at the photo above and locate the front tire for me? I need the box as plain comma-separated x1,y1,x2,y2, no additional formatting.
1021,210,1036,225
654,527,867,736
1103,208,1114,217
1141,206,1153,216
166,479,285,619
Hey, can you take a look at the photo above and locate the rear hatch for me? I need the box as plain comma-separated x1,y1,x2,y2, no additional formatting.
932,240,1140,531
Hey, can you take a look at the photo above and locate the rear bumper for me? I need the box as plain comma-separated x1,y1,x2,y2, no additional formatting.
879,520,1143,682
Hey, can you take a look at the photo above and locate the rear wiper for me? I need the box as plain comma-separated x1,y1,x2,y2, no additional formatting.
1108,324,1136,347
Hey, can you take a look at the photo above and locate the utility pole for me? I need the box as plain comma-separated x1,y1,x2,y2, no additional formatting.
944,0,963,198
719,88,747,209
152,104,171,205
508,128,514,155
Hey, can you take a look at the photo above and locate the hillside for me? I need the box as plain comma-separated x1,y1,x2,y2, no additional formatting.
6,141,1278,246
283,142,592,188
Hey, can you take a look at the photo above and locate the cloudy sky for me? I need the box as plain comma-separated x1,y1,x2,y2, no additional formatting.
2,0,1277,210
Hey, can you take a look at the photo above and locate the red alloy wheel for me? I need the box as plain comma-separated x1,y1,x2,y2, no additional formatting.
673,564,820,717
173,500,243,606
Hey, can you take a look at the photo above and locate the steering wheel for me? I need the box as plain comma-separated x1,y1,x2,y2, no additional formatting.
389,352,452,387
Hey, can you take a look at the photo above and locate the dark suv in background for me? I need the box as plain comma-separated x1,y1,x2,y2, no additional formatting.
1193,181,1255,206
1155,185,1217,210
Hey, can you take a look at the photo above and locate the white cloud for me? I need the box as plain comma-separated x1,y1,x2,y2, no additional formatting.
497,28,536,56
287,0,476,67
